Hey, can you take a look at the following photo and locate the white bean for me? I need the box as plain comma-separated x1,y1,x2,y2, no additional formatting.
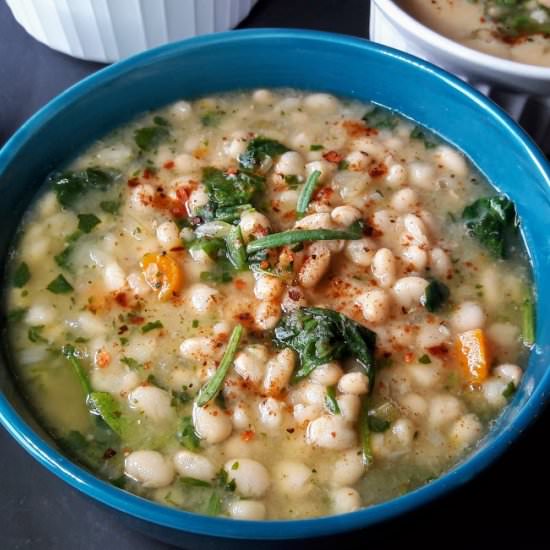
232,402,251,430
408,161,435,190
408,365,442,389
224,458,270,498
170,100,192,121
186,187,209,215
331,487,361,514
337,394,361,423
448,414,482,449
482,377,508,408
303,93,339,113
434,145,468,176
254,274,284,301
263,348,296,396
174,153,202,173
391,188,418,212
125,450,175,488
173,450,216,482
494,363,523,386
338,372,369,395
345,150,368,171
356,288,391,324
298,242,331,288
252,89,274,104
392,276,429,309
401,245,428,273
294,212,333,230
156,221,181,249
305,160,334,183
189,283,221,315
372,248,396,288
127,271,151,296
128,386,174,422
255,300,281,330
331,205,362,226
281,285,307,312
258,397,284,429
234,345,268,385
417,323,450,348
273,460,313,496
428,394,463,428
332,449,365,487
179,337,217,363
307,415,357,450
193,403,232,444
451,302,486,333
25,304,57,326
402,213,430,246
104,261,126,291
429,247,452,279
293,403,323,424
346,238,377,267
310,363,344,386
228,500,266,520
399,393,428,419
384,163,407,187
239,211,271,242
390,418,415,449
275,151,304,177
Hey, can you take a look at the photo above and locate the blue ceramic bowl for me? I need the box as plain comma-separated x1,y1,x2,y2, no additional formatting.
1,29,549,546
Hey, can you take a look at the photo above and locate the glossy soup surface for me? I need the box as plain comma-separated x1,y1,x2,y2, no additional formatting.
399,0,550,67
6,89,533,520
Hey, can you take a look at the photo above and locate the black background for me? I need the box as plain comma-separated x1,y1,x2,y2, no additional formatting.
0,0,547,548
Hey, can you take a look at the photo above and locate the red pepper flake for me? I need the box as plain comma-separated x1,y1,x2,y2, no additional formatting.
288,288,302,302
427,344,449,358
330,431,336,438
128,314,145,325
143,168,155,179
241,430,255,442
163,160,175,170
118,324,128,335
286,428,295,434
103,448,117,459
127,177,140,188
404,352,415,363
226,167,238,175
175,187,189,202
170,246,185,252
342,119,379,137
313,186,333,202
234,278,247,290
235,312,254,326
259,260,270,270
114,292,129,307
170,204,187,218
323,150,343,164
368,162,388,178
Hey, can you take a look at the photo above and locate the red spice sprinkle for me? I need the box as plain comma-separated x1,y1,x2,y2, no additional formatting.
127,177,140,188
241,430,255,442
427,344,449,357
118,325,128,335
259,260,270,270
331,432,336,438
163,160,175,170
143,168,155,179
114,292,129,307
286,428,295,434
323,150,343,164
288,288,302,301
342,119,379,137
368,162,388,178
404,352,415,363
234,278,247,290
103,448,117,459
175,187,189,202
128,315,145,325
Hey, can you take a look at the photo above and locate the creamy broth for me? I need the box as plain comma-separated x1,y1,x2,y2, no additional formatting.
399,0,550,67
6,89,533,520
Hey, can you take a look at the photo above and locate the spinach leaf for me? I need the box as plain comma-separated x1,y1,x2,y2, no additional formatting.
421,279,450,312
410,126,437,149
49,168,119,208
7,308,27,323
462,195,517,258
177,416,201,451
62,344,92,395
273,307,376,382
87,391,125,436
502,381,517,400
134,119,170,151
100,200,121,214
367,415,391,433
200,110,225,127
202,167,264,211
13,262,31,288
58,430,119,471
28,325,47,344
47,274,73,294
54,245,74,270
325,386,341,415
239,137,289,171
362,106,398,130
78,213,101,233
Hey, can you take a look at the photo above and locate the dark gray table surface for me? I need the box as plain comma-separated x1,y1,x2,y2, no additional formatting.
0,0,547,548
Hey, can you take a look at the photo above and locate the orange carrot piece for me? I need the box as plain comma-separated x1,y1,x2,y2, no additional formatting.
456,329,490,384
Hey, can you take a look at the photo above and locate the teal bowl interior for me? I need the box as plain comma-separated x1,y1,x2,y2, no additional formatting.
1,29,550,543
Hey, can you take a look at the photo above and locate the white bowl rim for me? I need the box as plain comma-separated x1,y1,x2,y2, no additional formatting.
373,0,550,80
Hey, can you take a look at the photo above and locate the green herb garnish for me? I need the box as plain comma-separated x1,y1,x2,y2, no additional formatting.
196,325,243,406
47,274,73,294
28,325,47,344
418,354,432,364
296,170,321,219
410,126,438,149
177,416,200,451
325,386,341,415
13,262,31,288
421,279,450,312
78,213,101,233
238,137,289,170
141,320,163,333
362,106,398,129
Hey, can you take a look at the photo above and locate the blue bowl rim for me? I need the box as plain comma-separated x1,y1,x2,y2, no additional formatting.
0,28,549,540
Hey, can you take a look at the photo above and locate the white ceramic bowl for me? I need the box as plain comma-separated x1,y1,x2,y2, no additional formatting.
6,0,257,63
370,0,550,152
